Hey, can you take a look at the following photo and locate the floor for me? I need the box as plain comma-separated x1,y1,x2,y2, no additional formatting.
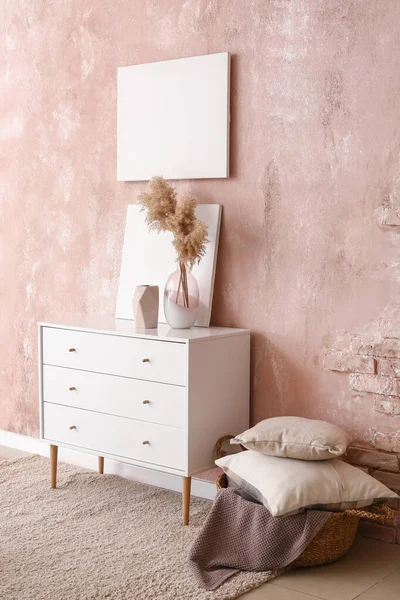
1,447,400,600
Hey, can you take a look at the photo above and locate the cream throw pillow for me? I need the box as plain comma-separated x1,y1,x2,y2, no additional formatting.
215,451,399,517
231,416,351,460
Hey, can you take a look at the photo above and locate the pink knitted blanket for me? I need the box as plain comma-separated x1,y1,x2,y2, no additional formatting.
189,488,331,590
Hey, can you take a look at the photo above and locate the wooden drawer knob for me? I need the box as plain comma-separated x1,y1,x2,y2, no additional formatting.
69,387,76,391
69,425,76,430
142,358,150,363
142,440,150,445
142,400,150,405
69,348,76,352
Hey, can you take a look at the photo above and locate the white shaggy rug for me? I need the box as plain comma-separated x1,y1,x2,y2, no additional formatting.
0,455,278,599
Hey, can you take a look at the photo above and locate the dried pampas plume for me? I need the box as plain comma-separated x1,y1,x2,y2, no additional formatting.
138,176,177,232
138,177,208,269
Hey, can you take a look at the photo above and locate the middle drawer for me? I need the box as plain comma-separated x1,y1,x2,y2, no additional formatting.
43,365,186,429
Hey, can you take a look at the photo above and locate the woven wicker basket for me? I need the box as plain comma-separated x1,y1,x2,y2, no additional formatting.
215,435,394,568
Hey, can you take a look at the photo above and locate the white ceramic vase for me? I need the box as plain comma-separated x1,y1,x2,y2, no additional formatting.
164,267,199,329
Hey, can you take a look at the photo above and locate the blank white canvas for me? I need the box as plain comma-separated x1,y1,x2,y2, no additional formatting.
116,204,222,327
117,52,230,181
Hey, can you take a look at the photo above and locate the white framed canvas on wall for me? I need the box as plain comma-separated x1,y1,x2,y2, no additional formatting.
117,52,230,181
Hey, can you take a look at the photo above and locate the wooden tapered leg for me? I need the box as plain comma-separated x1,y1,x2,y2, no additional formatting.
98,456,104,475
50,444,58,489
182,476,191,526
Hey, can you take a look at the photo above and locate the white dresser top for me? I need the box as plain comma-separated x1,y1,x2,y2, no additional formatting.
38,316,250,344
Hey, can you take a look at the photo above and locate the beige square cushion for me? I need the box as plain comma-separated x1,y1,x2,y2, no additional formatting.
215,450,399,517
231,416,351,460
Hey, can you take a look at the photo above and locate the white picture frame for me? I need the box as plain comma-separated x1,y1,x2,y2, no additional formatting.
115,204,222,327
117,52,230,181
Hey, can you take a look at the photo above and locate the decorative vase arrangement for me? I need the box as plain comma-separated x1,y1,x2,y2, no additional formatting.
138,177,207,329
164,267,199,329
132,285,159,329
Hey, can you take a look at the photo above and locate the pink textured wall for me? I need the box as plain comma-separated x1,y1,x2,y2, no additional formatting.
1,0,400,446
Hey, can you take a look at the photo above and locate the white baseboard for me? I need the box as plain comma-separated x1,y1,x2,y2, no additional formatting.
0,429,216,501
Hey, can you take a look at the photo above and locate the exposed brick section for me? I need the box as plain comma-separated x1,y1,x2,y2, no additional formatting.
380,321,400,339
377,205,400,227
349,373,400,396
350,335,400,358
350,335,375,354
358,521,397,543
377,358,400,377
372,469,400,491
324,351,376,374
323,325,400,544
323,327,400,544
373,396,400,416
372,432,400,454
346,446,399,472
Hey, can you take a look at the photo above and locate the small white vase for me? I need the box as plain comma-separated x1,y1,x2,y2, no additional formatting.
164,267,199,329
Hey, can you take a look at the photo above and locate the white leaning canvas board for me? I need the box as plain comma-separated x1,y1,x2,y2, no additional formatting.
116,204,222,327
117,52,230,181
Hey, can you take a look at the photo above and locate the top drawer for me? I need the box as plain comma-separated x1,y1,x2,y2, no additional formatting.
42,327,187,386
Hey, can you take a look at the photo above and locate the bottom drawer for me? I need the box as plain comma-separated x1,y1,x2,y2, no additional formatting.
43,403,185,471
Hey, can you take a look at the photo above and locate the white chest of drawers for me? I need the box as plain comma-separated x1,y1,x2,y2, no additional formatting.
38,317,250,524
